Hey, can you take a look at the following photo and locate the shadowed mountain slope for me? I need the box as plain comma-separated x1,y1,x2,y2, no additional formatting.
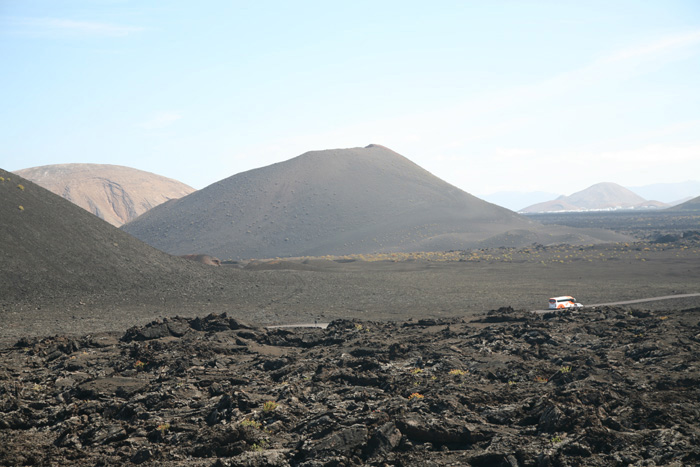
667,194,700,212
0,168,245,303
521,182,667,213
13,164,194,226
122,145,629,259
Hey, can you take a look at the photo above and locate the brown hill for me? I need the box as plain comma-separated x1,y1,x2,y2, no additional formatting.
13,164,195,226
520,182,666,213
0,168,250,304
122,145,629,260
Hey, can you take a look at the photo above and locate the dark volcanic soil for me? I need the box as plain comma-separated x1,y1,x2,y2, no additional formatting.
1,307,699,466
3,238,699,348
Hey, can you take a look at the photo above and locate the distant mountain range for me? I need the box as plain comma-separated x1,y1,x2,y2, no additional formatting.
121,144,629,259
519,182,668,213
13,164,194,227
483,180,700,212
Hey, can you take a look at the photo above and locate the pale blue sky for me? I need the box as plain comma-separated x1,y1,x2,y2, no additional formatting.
2,1,699,197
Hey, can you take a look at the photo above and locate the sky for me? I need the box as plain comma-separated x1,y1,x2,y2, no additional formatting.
2,0,700,199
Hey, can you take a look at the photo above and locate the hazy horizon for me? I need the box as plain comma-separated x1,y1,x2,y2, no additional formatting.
2,1,699,197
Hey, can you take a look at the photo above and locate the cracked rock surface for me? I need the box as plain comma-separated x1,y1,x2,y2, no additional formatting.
1,307,699,466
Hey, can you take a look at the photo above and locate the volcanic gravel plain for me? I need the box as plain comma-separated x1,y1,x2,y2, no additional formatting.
2,170,700,466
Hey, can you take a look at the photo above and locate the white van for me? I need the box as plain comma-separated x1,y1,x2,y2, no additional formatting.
549,296,583,310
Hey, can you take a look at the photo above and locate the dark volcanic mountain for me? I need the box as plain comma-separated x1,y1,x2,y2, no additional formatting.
667,194,700,212
13,164,195,227
520,182,667,213
0,168,240,304
122,145,627,260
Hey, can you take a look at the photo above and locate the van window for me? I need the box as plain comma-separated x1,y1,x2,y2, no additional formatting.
549,299,556,304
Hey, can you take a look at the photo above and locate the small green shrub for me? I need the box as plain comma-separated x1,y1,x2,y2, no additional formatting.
240,419,262,429
262,401,278,412
251,440,268,452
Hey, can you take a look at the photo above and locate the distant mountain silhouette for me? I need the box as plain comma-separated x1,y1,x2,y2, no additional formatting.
520,182,668,213
666,194,700,212
122,145,629,259
14,164,194,226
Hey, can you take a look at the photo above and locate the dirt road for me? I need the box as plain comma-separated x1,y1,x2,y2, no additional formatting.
587,292,700,307
533,292,700,313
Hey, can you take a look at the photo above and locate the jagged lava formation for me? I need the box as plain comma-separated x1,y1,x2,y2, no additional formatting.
0,307,698,465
